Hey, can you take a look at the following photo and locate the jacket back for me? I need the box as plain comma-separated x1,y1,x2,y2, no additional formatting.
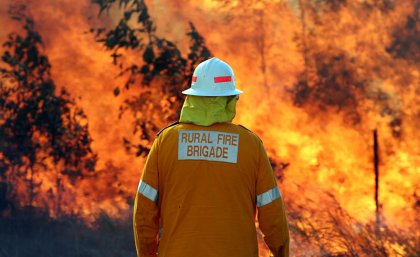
134,122,289,257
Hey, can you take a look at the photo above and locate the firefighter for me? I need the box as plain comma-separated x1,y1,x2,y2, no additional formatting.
133,57,289,257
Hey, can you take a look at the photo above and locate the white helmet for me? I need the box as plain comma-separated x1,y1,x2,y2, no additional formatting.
182,57,243,96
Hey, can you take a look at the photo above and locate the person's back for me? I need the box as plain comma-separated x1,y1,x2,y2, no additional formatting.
134,58,289,257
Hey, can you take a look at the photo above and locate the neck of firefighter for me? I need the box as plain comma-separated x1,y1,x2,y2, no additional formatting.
179,95,237,126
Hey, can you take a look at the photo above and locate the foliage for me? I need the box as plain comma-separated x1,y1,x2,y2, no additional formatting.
0,5,97,213
91,0,211,156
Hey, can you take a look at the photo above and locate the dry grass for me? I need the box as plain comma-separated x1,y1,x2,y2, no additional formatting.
286,193,419,257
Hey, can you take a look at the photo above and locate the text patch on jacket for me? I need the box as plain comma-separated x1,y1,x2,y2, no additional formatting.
178,130,239,163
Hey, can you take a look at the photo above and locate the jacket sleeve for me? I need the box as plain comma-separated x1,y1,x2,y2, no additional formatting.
133,139,160,257
256,141,290,257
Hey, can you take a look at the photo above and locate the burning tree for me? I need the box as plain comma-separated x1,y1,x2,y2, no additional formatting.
0,5,97,216
91,0,211,156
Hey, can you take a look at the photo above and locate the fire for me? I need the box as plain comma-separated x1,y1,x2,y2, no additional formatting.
0,0,419,256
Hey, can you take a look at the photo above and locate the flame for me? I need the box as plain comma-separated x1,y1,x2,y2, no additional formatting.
0,0,419,256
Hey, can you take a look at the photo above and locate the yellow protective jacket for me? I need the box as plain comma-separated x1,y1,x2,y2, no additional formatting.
133,122,289,257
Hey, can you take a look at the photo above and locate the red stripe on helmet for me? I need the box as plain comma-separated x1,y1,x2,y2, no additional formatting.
192,76,197,82
214,76,232,83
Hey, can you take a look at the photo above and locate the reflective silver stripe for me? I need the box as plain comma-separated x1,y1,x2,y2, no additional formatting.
256,186,281,207
138,180,158,202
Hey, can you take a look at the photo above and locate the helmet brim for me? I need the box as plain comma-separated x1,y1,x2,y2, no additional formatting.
182,88,243,96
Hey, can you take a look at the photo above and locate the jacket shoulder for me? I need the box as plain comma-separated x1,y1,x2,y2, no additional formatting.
157,121,179,136
237,124,263,143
